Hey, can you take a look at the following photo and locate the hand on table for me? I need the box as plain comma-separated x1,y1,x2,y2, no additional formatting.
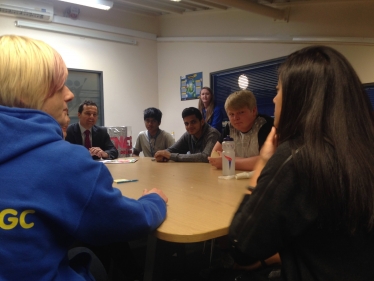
89,147,108,159
142,188,168,203
208,151,222,169
154,150,170,162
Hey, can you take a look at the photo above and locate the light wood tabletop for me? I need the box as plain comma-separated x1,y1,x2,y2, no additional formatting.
106,158,248,243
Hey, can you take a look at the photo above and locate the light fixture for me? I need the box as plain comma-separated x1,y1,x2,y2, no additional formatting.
15,20,137,45
157,36,374,45
53,15,156,41
170,0,181,2
57,0,113,10
238,74,249,90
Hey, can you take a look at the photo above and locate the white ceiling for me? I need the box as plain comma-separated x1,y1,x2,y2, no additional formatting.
109,0,373,19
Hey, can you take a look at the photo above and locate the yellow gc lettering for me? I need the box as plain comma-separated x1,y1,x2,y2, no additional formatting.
0,209,18,230
0,209,35,230
20,210,35,229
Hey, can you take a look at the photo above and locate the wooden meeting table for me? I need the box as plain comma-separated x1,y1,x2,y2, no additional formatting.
106,158,249,280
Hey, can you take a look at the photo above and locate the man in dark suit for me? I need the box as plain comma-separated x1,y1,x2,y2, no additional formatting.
66,100,118,159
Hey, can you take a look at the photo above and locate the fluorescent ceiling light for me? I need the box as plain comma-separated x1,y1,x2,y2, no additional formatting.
157,36,374,45
57,0,113,10
15,20,137,45
53,16,156,41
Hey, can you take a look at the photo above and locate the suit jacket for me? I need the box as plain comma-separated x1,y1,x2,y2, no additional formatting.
66,123,118,160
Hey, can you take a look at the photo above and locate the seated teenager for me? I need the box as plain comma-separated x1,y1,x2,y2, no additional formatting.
0,34,168,280
133,107,175,157
154,107,220,163
208,90,273,171
61,110,70,139
230,46,374,281
198,86,223,133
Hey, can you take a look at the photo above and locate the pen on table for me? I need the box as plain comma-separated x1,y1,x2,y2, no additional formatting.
116,179,138,184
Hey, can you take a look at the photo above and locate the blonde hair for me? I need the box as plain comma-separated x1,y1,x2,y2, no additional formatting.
224,90,257,112
0,35,67,110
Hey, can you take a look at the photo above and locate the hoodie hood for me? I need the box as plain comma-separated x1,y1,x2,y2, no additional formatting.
0,105,63,164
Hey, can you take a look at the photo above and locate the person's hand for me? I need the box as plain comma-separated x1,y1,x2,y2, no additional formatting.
154,150,170,162
259,127,278,162
208,154,222,169
142,188,168,203
89,147,108,158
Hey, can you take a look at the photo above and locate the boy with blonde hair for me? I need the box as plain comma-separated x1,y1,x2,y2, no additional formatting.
209,90,273,171
0,34,167,280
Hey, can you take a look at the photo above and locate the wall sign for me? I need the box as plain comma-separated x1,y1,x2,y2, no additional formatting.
180,72,203,101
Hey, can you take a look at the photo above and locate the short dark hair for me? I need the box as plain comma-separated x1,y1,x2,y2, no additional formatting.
144,107,162,123
78,100,98,114
182,107,202,120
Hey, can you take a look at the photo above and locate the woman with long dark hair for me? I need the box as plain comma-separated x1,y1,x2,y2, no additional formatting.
198,86,223,133
229,45,374,280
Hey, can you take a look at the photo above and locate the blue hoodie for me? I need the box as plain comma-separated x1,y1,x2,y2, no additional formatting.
0,105,167,280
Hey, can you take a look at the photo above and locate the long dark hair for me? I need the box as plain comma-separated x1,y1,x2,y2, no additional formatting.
198,86,215,123
277,45,374,233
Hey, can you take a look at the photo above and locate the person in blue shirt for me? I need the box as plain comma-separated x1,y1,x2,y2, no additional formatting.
0,34,168,281
198,86,223,133
61,110,70,139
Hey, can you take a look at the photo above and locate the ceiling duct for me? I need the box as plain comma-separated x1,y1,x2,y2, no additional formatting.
0,0,53,22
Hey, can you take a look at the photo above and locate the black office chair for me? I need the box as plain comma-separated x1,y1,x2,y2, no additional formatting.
68,247,108,281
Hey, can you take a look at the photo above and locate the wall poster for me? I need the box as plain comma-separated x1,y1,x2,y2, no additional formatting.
180,72,203,101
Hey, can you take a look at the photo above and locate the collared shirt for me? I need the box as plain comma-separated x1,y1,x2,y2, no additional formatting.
133,129,175,157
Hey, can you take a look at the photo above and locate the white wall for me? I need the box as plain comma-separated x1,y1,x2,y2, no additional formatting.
0,15,159,141
156,2,374,139
157,41,374,139
2,1,374,142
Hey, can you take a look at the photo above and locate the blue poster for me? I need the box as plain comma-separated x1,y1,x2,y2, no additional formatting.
180,72,203,101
